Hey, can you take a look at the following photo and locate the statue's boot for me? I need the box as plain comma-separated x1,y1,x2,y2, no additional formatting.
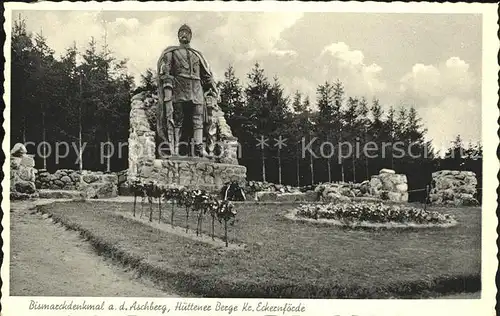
193,128,209,158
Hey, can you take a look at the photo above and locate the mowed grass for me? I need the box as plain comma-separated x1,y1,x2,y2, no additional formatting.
38,201,481,298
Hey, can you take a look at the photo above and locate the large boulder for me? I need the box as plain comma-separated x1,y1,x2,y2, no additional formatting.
15,181,36,194
430,170,479,206
369,170,408,202
11,143,27,157
80,182,117,199
10,144,38,200
379,168,396,174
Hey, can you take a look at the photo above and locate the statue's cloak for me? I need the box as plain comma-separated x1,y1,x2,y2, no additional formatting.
156,46,217,143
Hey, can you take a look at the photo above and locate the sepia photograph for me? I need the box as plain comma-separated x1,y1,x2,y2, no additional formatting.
2,2,498,316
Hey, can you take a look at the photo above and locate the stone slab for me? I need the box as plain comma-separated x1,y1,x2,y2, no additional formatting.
131,158,246,192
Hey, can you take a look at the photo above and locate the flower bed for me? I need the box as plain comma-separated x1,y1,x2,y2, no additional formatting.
290,202,457,228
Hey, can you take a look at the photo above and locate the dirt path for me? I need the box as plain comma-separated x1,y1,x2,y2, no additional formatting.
9,201,178,297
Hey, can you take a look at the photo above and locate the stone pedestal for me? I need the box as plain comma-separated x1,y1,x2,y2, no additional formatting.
128,91,247,191
131,158,246,192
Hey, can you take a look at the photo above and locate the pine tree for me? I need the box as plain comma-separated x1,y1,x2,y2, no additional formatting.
343,97,361,182
137,68,157,94
384,106,397,169
32,30,57,169
219,65,244,119
11,15,34,144
292,90,304,113
267,76,291,184
245,63,272,181
315,82,334,182
332,80,346,182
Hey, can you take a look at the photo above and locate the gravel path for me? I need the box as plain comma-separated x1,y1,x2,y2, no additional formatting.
9,201,178,297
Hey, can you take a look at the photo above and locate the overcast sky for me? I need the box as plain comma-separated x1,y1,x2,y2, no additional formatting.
14,10,482,152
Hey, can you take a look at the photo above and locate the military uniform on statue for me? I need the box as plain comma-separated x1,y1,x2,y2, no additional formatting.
157,24,218,158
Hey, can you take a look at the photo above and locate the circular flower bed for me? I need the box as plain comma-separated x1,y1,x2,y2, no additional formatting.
287,202,457,228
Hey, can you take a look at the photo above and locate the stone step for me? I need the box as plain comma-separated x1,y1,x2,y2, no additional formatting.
38,189,81,199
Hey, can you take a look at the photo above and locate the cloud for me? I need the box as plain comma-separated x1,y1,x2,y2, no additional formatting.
318,42,387,98
104,16,180,79
399,56,477,103
420,96,481,152
31,11,105,56
322,42,365,66
270,49,298,57
209,12,302,66
399,57,480,146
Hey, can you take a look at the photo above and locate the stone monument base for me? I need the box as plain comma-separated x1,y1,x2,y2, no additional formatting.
131,157,247,192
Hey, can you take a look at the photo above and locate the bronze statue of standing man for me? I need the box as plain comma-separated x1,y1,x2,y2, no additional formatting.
157,24,218,158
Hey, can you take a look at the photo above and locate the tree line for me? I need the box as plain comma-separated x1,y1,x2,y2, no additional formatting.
11,16,482,202
212,64,482,202
11,16,133,172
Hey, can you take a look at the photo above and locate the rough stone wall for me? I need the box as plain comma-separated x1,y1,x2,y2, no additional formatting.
128,92,156,180
36,169,119,198
132,158,246,193
36,169,81,190
210,107,240,164
10,144,38,200
243,169,409,203
429,170,478,206
369,169,409,202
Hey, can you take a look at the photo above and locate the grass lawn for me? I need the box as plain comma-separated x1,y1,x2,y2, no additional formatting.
37,201,481,298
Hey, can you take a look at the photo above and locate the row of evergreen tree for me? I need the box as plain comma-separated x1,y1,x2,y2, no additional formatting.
10,16,482,202
11,17,133,172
